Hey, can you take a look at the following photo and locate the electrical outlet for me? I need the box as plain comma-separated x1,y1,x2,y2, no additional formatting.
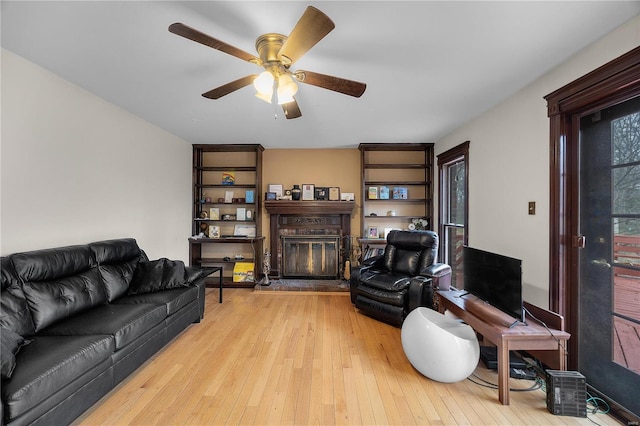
528,201,536,215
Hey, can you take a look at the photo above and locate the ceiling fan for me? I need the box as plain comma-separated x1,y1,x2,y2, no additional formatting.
169,6,366,119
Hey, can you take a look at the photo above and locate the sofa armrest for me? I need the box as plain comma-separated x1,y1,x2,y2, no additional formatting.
419,263,452,291
407,276,433,312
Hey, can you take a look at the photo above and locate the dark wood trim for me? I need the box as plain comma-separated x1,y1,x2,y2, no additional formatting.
437,141,470,257
544,46,640,369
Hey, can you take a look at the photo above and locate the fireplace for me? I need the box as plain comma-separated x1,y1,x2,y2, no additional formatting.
282,236,340,278
264,201,355,279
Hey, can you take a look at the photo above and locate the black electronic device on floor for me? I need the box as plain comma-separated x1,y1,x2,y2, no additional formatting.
546,370,587,417
479,346,527,370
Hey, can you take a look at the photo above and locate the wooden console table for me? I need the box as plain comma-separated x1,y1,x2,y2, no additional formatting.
437,290,570,405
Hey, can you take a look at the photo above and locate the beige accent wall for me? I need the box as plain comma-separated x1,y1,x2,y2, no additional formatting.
261,149,362,251
1,49,192,260
435,16,640,308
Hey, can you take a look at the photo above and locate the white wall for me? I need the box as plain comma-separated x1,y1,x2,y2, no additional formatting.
435,16,640,308
1,49,192,261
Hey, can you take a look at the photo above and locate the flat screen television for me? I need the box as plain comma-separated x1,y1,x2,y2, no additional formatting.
463,246,525,324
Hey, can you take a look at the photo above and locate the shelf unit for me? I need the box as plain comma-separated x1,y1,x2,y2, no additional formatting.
190,144,264,288
358,143,434,260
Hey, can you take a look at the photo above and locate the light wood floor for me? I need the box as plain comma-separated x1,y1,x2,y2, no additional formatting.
74,288,620,425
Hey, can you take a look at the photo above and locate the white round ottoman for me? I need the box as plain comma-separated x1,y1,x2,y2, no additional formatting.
401,307,480,383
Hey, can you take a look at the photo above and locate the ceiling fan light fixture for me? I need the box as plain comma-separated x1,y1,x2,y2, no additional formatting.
276,74,298,104
253,71,274,96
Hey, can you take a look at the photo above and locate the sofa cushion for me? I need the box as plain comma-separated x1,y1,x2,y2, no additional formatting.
1,257,36,337
115,286,199,317
1,334,114,422
41,303,167,350
90,238,145,302
1,327,30,379
21,269,107,332
128,258,189,295
12,244,108,332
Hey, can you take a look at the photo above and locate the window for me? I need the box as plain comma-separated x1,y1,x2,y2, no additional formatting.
437,141,469,289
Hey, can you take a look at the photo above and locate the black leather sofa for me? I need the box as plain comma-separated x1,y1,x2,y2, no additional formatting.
350,230,451,327
0,238,209,426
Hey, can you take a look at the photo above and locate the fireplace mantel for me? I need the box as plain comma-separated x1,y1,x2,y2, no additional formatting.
264,200,355,215
264,200,355,278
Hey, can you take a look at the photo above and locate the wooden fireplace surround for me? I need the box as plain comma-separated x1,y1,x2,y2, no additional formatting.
264,200,355,278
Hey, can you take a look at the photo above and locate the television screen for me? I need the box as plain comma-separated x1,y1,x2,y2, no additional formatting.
463,246,524,323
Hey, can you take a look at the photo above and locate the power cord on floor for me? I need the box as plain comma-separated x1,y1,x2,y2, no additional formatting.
467,373,542,392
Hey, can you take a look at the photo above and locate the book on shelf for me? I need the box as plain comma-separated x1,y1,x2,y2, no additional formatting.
379,186,390,199
392,187,408,199
368,187,378,199
222,171,235,185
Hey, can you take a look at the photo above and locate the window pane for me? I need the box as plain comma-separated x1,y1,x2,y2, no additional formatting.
447,160,465,224
612,111,640,165
445,225,465,288
613,165,640,215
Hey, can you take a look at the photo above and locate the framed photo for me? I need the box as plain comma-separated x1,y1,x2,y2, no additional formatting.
367,226,379,239
234,224,256,237
224,190,234,203
209,207,220,220
302,184,315,200
236,207,246,221
315,186,328,200
268,184,283,199
208,225,220,239
245,190,254,203
329,187,340,201
341,192,355,201
265,192,277,201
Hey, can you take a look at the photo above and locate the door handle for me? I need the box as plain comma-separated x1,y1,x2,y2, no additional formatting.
591,258,611,268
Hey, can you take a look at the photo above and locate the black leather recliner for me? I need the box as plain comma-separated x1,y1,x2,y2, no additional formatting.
349,230,452,327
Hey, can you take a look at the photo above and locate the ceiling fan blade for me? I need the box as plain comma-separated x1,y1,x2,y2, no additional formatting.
202,75,258,99
295,70,366,98
169,23,261,65
282,99,302,119
278,6,335,65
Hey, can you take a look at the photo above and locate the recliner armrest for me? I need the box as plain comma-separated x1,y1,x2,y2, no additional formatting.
419,263,452,290
407,276,433,312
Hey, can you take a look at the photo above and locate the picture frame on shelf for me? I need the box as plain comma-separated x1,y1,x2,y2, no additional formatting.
302,184,315,200
341,192,355,201
315,187,328,200
234,224,256,237
329,187,340,201
209,207,220,220
265,192,277,201
268,184,283,199
245,190,254,203
367,226,379,239
208,225,220,239
236,207,246,221
224,190,234,203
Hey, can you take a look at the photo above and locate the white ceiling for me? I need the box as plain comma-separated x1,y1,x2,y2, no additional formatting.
2,1,638,149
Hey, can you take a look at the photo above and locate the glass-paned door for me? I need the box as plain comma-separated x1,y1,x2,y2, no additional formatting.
578,95,640,415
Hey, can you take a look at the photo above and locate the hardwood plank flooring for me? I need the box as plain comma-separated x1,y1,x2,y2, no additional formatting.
74,289,620,425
